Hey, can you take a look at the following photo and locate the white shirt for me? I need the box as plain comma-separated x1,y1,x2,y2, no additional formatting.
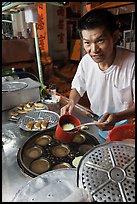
71,46,135,116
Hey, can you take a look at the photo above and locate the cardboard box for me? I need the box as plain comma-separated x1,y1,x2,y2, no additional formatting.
2,78,41,111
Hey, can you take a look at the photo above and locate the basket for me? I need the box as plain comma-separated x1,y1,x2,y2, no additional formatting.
106,123,135,142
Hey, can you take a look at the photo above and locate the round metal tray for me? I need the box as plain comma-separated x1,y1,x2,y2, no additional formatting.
12,168,77,202
17,129,99,177
17,110,60,131
2,81,28,92
77,141,135,202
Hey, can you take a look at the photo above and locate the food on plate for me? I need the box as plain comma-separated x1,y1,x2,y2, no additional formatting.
41,120,49,129
18,109,27,114
17,103,24,110
26,101,34,108
26,121,34,130
24,106,33,112
62,123,74,131
34,121,42,129
34,102,45,110
10,111,19,117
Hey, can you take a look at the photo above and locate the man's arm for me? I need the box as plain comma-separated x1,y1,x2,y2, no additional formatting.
60,88,81,115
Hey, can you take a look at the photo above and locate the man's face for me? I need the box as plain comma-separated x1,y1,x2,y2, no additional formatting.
81,26,117,64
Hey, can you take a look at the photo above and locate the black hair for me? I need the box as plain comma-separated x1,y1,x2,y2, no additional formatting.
78,8,119,38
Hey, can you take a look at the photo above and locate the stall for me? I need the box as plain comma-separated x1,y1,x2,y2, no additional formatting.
2,2,135,202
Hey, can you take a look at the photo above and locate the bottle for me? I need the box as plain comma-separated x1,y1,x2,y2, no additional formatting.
49,84,56,101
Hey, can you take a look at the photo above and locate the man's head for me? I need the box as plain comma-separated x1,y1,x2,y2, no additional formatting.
78,8,119,38
78,9,120,68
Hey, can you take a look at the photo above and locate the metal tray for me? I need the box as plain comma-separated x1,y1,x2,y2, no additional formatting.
17,110,60,131
2,81,28,92
77,141,135,202
17,129,99,177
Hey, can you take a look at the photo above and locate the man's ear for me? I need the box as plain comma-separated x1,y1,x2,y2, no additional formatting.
113,30,120,44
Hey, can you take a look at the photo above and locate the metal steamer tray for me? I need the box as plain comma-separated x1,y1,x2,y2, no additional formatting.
2,81,28,92
77,141,135,202
17,129,99,177
17,110,59,131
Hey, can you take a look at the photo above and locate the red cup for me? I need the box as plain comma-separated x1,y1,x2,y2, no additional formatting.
55,114,81,143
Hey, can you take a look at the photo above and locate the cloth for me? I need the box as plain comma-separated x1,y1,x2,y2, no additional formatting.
71,46,135,116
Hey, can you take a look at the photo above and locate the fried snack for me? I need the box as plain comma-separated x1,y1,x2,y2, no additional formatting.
34,121,42,129
10,111,19,117
24,106,33,112
26,101,34,108
26,121,34,130
41,120,49,129
17,103,24,110
18,109,27,114
34,102,45,110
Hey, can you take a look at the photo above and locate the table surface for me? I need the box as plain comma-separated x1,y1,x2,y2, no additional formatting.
2,95,106,202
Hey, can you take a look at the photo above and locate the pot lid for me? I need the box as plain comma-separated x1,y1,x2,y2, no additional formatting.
12,168,77,202
77,141,135,202
2,81,28,92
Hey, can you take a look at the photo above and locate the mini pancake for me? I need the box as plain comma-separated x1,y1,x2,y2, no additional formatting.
52,162,71,170
25,146,43,159
30,158,50,174
18,109,27,114
72,133,86,144
35,135,52,146
51,144,70,157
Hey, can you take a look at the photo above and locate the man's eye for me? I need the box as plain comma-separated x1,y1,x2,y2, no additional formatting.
98,39,104,43
84,42,90,45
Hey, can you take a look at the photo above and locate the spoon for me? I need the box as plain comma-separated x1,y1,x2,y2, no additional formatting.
66,122,97,132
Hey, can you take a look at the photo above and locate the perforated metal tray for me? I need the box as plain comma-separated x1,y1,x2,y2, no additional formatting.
17,110,59,131
77,141,135,202
2,81,28,92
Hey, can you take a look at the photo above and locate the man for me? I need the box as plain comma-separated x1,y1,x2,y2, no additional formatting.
60,9,135,131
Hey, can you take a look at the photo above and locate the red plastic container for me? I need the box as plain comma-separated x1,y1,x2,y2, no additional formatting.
55,114,81,143
106,124,135,142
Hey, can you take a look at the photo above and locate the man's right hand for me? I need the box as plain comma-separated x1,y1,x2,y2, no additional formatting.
60,100,75,116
